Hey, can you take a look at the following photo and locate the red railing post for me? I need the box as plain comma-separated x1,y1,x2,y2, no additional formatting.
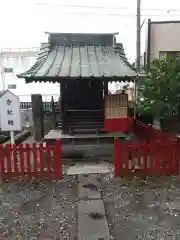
149,142,155,174
19,144,25,176
137,143,142,167
143,142,148,173
161,142,168,175
6,144,12,174
124,142,130,171
54,140,62,179
26,144,31,175
12,145,18,175
166,141,173,175
155,142,161,174
0,145,4,177
168,141,176,174
174,138,180,175
39,143,45,173
46,145,52,175
33,143,38,176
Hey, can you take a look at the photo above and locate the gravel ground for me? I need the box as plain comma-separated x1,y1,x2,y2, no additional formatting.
2,163,180,240
101,169,180,240
0,176,77,240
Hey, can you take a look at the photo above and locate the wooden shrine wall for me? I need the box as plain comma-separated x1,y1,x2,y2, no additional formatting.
105,94,128,119
63,80,103,110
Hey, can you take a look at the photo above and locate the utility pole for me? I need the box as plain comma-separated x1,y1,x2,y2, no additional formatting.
134,0,141,118
136,0,141,72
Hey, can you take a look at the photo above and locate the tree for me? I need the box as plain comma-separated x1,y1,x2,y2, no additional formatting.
136,58,180,120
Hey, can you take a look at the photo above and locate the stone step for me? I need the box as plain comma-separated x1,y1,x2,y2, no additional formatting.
66,163,111,175
65,122,104,126
67,117,104,121
67,114,103,116
69,128,105,134
66,110,103,114
66,112,103,116
56,122,104,132
66,116,103,120
65,124,104,129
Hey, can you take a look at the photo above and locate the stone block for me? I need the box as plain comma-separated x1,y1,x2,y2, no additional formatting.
66,163,110,175
78,175,101,200
78,199,110,240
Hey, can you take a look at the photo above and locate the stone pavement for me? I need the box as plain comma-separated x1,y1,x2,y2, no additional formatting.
67,163,111,240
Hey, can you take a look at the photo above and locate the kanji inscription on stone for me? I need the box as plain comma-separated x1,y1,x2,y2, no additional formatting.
0,90,22,131
8,120,14,125
6,99,12,105
7,110,13,115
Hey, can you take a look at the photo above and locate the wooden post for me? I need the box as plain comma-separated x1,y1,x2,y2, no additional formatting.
54,140,62,179
60,82,66,132
31,94,44,142
51,96,56,129
104,80,108,96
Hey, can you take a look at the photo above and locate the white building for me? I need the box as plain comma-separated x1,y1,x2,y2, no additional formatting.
0,48,60,102
145,19,180,67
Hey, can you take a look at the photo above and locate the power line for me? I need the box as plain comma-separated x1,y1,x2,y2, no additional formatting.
36,3,134,10
36,11,180,18
36,3,180,12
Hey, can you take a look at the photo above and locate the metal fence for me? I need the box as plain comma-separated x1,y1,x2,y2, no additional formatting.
19,94,60,111
20,101,59,111
20,108,33,128
20,107,60,128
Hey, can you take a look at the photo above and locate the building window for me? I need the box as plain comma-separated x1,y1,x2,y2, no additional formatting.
8,84,16,89
159,51,180,60
4,67,13,73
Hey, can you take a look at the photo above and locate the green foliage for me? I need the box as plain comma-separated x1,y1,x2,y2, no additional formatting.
136,58,180,119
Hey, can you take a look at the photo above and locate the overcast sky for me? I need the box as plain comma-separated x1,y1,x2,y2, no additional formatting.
0,0,180,63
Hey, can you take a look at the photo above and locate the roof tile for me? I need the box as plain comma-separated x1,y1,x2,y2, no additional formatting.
17,45,137,81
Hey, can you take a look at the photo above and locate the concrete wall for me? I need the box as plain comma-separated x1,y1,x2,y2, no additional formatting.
149,21,180,61
0,48,60,100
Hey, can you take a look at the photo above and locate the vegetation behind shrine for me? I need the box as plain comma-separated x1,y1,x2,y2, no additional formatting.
137,58,180,124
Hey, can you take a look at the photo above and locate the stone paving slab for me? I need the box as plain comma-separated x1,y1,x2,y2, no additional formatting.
66,163,110,175
77,199,110,240
77,173,110,240
78,175,101,200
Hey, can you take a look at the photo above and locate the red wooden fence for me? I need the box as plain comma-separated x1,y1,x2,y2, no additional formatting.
135,120,171,142
0,140,62,180
114,138,180,177
104,117,134,133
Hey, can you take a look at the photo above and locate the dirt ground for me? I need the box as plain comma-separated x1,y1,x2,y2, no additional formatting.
0,176,77,240
102,172,180,240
